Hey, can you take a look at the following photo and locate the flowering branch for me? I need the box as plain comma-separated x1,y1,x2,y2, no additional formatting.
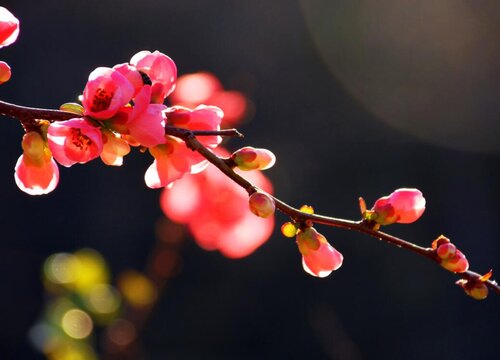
0,99,497,297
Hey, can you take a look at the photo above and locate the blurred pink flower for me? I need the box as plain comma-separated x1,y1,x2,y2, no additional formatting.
169,72,247,127
160,148,274,258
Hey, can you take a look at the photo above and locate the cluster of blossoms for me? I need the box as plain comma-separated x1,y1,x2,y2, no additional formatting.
14,50,227,194
3,7,495,301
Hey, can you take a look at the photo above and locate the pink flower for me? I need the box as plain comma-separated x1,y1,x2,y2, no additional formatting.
169,72,248,127
370,188,426,225
0,61,11,84
160,147,274,258
165,105,223,148
124,85,166,148
47,118,103,167
82,67,134,120
0,7,19,48
296,227,343,278
100,129,130,166
130,50,177,103
113,63,144,95
144,137,193,189
14,132,59,195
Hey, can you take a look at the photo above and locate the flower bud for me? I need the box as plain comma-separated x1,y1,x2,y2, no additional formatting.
456,279,488,300
370,188,425,225
296,227,343,278
436,243,456,260
248,192,275,218
231,146,276,171
439,249,469,273
0,61,11,84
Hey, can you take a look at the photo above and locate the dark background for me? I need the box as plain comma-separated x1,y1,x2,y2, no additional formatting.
0,1,498,359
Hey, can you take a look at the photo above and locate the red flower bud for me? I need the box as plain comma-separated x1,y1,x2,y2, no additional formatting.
249,192,275,218
296,227,343,278
370,188,425,225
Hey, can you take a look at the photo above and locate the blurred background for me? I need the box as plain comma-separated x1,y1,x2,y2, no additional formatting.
0,0,499,359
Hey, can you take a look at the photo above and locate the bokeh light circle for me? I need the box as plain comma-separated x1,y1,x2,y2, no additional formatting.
300,0,500,153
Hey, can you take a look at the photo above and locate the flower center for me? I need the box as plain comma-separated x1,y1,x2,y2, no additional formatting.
70,128,92,150
91,87,113,112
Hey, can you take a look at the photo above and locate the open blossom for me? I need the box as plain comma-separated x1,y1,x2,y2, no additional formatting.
130,50,177,103
370,188,426,225
123,85,167,148
160,147,274,258
166,105,223,148
0,7,19,48
82,67,134,120
14,132,59,195
296,227,343,278
47,118,103,167
145,137,194,189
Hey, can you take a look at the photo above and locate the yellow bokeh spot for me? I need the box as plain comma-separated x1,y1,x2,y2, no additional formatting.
72,249,109,294
281,222,297,238
44,253,78,285
300,205,315,214
47,342,97,360
61,309,93,339
117,270,157,307
85,284,121,315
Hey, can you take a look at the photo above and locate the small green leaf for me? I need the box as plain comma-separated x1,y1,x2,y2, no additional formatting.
59,102,84,116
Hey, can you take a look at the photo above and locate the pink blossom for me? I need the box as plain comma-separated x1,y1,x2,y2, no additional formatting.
82,67,134,119
113,63,144,95
144,137,193,189
296,227,343,278
165,105,223,148
160,148,274,258
100,129,130,166
371,188,426,225
0,7,19,48
47,118,103,167
124,85,166,148
0,61,11,84
14,132,59,195
130,50,177,103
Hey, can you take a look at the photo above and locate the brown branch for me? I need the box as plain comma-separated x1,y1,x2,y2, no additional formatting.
2,98,498,296
171,129,500,296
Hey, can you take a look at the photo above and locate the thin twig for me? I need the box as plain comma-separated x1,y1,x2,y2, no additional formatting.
2,99,498,295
